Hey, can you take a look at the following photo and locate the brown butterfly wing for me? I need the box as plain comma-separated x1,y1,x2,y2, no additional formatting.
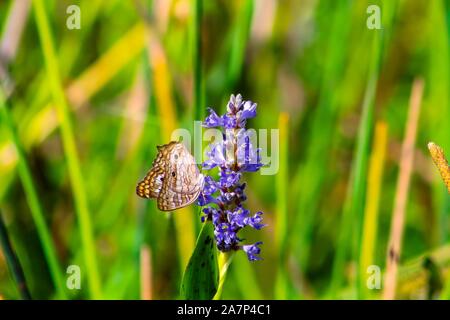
157,183,203,211
136,145,168,199
137,141,204,211
157,143,204,211
136,167,164,199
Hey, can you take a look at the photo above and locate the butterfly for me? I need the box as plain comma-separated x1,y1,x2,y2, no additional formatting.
136,141,205,211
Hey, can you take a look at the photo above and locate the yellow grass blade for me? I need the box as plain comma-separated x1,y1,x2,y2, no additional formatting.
359,121,388,298
146,28,195,271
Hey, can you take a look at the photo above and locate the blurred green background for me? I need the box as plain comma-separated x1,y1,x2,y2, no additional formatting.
0,0,449,300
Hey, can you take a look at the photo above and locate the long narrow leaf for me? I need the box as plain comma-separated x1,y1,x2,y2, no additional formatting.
181,222,219,299
32,0,101,299
0,89,66,298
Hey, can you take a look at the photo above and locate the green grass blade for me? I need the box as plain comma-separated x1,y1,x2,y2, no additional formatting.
292,0,352,274
191,0,204,121
0,89,67,298
226,0,254,91
329,29,381,298
0,208,32,299
32,0,101,299
230,252,263,299
425,1,450,285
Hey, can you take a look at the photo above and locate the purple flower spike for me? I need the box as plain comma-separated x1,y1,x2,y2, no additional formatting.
197,94,266,261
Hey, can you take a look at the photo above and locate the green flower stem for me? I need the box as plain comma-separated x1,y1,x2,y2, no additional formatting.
213,251,234,300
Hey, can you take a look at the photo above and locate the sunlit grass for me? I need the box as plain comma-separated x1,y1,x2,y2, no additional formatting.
359,121,388,299
0,89,66,298
275,112,289,299
32,0,101,298
330,26,382,298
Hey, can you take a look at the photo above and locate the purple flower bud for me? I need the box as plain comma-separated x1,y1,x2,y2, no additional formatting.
237,101,257,127
227,94,244,114
235,183,247,202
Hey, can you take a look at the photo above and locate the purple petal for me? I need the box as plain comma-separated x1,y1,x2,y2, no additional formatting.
219,170,241,188
214,222,239,248
203,176,218,195
203,143,226,169
227,207,249,228
242,242,263,261
244,211,266,230
203,108,223,128
197,193,217,206
222,114,237,129
241,101,257,119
